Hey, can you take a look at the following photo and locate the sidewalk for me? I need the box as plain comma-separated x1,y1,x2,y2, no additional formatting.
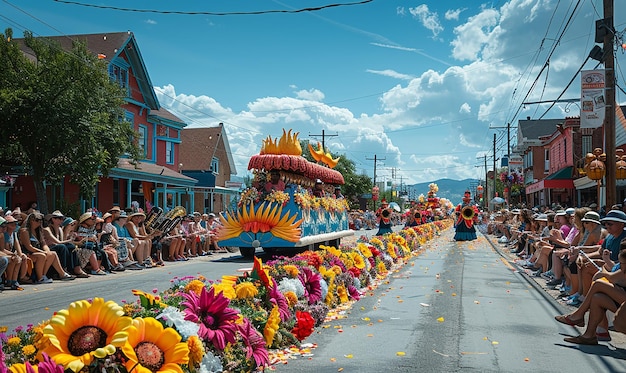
479,225,626,348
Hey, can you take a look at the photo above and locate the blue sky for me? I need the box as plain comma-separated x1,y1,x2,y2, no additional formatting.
2,0,626,187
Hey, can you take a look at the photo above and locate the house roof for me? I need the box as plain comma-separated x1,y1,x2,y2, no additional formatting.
15,31,159,109
179,124,237,175
149,107,187,130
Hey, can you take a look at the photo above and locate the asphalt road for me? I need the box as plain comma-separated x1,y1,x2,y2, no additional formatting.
273,228,626,373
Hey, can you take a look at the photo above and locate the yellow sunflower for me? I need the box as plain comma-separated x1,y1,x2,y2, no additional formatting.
263,305,280,347
356,242,372,258
235,282,259,299
122,317,189,373
43,298,132,372
351,252,366,270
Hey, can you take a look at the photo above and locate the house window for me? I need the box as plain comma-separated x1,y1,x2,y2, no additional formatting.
544,149,550,173
138,125,147,159
166,142,174,164
109,64,128,90
210,157,219,174
582,136,592,157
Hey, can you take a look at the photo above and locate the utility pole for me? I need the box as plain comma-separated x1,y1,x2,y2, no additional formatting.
493,134,497,210
309,129,338,153
603,0,616,208
477,154,488,207
366,154,386,187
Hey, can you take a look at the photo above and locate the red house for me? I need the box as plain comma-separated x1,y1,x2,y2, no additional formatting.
8,32,198,215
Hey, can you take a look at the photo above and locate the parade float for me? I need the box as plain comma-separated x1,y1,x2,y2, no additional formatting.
218,130,353,257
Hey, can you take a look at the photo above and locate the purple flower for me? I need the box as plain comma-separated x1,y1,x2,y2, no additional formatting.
181,286,239,350
35,353,65,373
268,282,291,322
298,267,322,305
348,285,361,301
237,318,269,368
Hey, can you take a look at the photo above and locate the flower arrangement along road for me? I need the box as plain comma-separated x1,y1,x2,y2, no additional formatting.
1,220,452,373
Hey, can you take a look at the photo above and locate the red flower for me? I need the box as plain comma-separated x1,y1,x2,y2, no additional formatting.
291,311,315,341
348,267,361,278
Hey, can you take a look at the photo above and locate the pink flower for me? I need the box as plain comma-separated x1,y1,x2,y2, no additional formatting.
181,286,239,350
298,267,322,305
269,282,291,322
237,318,269,368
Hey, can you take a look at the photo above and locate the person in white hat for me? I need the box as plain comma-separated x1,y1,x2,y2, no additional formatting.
41,210,90,279
18,212,75,283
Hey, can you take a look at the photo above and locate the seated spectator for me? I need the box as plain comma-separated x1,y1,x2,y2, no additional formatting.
18,212,74,283
162,221,187,261
74,212,110,275
207,213,227,253
556,250,626,344
126,212,154,267
113,212,143,270
42,210,90,278
181,215,198,257
2,215,29,289
95,217,124,271
559,211,604,302
572,209,626,303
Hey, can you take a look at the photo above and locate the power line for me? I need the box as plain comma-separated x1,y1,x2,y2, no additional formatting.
51,0,374,15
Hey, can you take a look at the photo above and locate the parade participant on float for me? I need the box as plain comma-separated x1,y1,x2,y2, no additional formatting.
454,191,478,241
264,170,286,192
376,199,393,236
312,179,326,197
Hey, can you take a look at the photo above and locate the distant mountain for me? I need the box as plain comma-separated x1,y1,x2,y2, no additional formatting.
407,178,480,204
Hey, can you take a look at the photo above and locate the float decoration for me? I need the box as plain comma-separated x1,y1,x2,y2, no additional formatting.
248,130,344,185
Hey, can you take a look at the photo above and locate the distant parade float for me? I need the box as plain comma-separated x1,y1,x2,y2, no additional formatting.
218,129,352,257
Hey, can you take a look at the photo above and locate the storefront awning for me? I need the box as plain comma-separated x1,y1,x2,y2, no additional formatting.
525,167,574,194
109,159,197,187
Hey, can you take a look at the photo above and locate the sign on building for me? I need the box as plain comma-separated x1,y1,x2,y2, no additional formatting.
581,70,605,129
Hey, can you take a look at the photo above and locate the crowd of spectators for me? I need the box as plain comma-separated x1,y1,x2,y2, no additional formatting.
484,201,626,345
0,205,226,291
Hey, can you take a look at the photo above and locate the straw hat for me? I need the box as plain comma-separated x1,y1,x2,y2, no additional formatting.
129,212,146,219
79,212,94,224
581,211,601,224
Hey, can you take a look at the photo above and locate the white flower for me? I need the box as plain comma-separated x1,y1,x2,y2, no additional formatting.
157,306,200,339
198,350,224,373
278,277,305,298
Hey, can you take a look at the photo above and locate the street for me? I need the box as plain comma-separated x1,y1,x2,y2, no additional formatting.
271,228,626,373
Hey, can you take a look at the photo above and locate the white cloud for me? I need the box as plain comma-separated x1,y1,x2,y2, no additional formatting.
145,19,157,25
450,8,499,61
409,4,444,38
460,102,471,113
366,69,415,80
445,8,464,21
294,88,325,101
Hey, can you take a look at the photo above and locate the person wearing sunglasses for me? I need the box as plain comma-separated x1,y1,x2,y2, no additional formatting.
18,212,75,283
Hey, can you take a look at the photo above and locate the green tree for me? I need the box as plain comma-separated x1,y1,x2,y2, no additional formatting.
0,29,141,213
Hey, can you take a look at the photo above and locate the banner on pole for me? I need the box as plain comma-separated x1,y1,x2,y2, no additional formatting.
581,70,605,129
